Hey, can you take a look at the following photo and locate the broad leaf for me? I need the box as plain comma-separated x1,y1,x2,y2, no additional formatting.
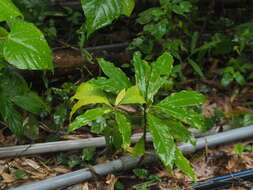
0,70,28,97
148,113,176,170
68,107,111,132
115,89,126,106
131,138,145,156
0,0,22,22
71,83,107,101
3,20,53,70
81,0,121,37
70,96,110,119
154,106,205,131
0,27,8,58
120,85,145,105
89,77,125,94
147,52,173,101
133,52,151,99
96,58,131,94
11,92,50,115
174,148,196,181
157,91,205,107
0,95,23,136
115,112,132,150
121,0,135,17
164,121,195,144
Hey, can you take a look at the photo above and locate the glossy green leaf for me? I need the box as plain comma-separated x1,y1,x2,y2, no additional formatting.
148,113,176,170
164,121,195,144
11,92,50,115
157,90,205,107
120,85,146,105
131,138,145,156
3,20,53,70
121,0,135,17
147,52,173,101
115,112,132,150
0,0,22,22
175,148,196,180
68,107,111,132
89,77,124,94
133,52,151,99
0,95,23,137
71,83,107,101
81,0,121,37
96,58,131,94
154,105,205,131
0,70,28,97
70,96,110,119
0,27,8,58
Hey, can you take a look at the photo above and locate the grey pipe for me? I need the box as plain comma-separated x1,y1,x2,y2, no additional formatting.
0,126,230,158
13,125,253,190
0,133,152,158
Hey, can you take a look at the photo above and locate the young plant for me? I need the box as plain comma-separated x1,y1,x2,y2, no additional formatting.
68,52,206,179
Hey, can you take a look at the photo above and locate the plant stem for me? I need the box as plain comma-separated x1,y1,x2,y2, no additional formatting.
143,104,147,149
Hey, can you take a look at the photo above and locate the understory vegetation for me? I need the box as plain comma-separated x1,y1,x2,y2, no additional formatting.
0,0,253,189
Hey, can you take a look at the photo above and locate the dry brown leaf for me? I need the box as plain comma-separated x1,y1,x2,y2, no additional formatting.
2,172,15,183
82,182,90,190
54,166,71,174
22,159,41,170
105,174,118,190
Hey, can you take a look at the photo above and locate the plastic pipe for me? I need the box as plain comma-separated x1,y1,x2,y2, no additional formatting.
12,126,253,190
0,125,230,158
0,133,152,158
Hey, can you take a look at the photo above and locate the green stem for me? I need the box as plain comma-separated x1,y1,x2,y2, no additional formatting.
143,104,147,149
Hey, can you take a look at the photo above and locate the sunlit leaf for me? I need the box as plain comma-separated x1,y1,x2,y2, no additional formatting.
71,83,107,101
120,85,145,105
121,0,135,17
70,96,110,119
115,89,126,106
3,20,53,70
0,0,22,22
